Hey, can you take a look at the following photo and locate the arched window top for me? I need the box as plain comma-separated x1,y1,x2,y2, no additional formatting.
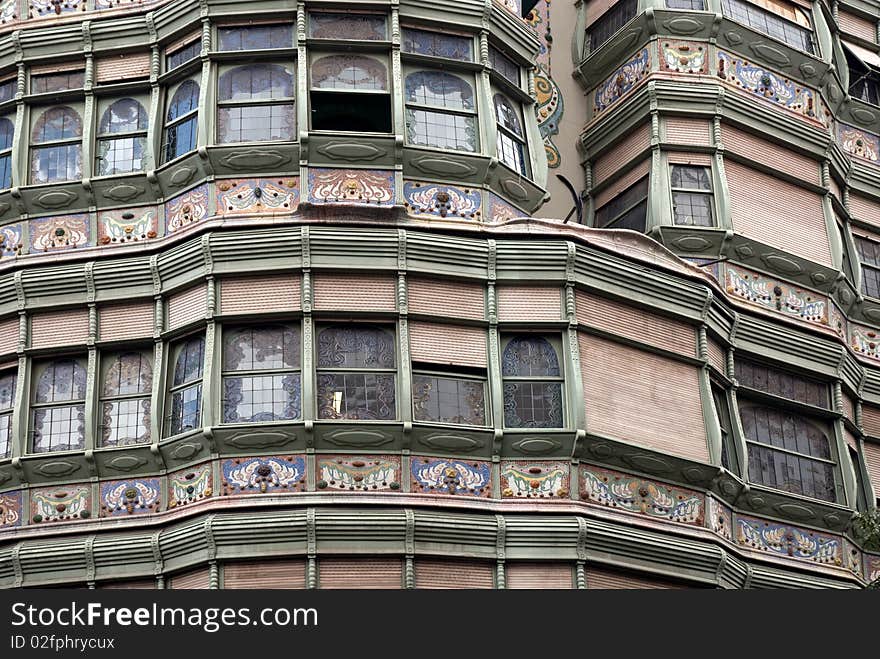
31,106,82,143
223,326,300,371
218,64,295,102
405,71,474,110
738,404,832,459
167,80,200,122
99,99,148,136
102,352,152,398
311,55,387,91
0,118,12,151
493,93,522,137
35,359,87,404
750,0,811,27
317,325,395,369
502,337,560,377
173,336,205,387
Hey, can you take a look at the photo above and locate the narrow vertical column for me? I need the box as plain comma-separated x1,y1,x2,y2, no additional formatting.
81,23,95,181
296,3,309,198
646,92,666,233
11,309,28,457
486,241,504,451
146,13,161,171
83,306,98,450
301,227,315,453
478,31,497,160
404,508,415,589
397,230,412,431
726,334,749,480
306,507,317,589
698,322,724,466
711,102,733,231
833,380,856,506
196,11,212,150
495,514,506,589
150,254,164,442
11,61,25,188
576,517,587,589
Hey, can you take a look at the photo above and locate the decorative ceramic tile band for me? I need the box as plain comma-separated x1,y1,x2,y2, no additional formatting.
593,48,650,115
486,192,523,223
308,168,395,206
580,466,704,525
410,457,491,497
717,51,823,125
0,224,22,259
31,484,91,524
317,455,400,491
659,41,708,74
736,514,842,566
29,213,91,252
865,554,880,583
838,123,880,163
850,323,880,363
100,478,162,517
165,184,210,234
403,181,482,220
168,462,213,508
221,455,306,495
500,460,570,498
98,206,159,246
706,495,733,542
0,490,21,527
216,178,299,216
724,263,828,327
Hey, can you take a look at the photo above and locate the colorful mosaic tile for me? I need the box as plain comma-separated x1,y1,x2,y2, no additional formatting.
29,214,90,252
216,178,299,216
403,182,481,220
736,515,842,566
850,323,880,362
164,184,209,234
0,490,22,528
31,484,92,523
317,455,400,491
828,301,846,339
529,0,563,168
843,538,862,576
580,466,704,525
593,48,649,114
500,461,569,499
838,123,880,163
486,192,523,223
0,0,17,25
168,462,212,508
308,168,395,206
865,554,880,584
494,0,520,14
99,478,161,517
659,41,708,74
98,206,159,246
717,51,823,125
0,224,23,259
31,0,84,17
706,496,733,542
411,457,491,497
221,455,306,495
724,264,827,326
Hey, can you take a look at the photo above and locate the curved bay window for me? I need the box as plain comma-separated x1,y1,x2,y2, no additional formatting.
405,71,477,152
721,0,814,54
310,55,391,133
99,352,152,447
0,117,12,189
402,27,473,61
494,93,529,176
501,336,564,429
30,106,82,184
218,24,294,51
31,358,87,453
166,335,204,436
96,99,148,176
412,366,487,426
217,64,295,144
735,359,838,502
163,80,199,163
594,175,648,231
670,164,714,227
316,325,396,421
0,369,14,458
222,326,301,423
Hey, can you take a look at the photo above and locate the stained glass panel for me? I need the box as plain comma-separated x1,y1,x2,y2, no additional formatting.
317,326,395,369
0,153,9,189
0,79,14,104
31,71,84,94
497,132,527,175
0,371,14,409
311,55,387,91
405,71,474,110
223,326,300,371
317,373,396,420
32,106,82,143
402,28,473,61
412,375,486,425
503,382,563,428
167,81,200,121
101,398,151,447
217,104,295,143
102,352,152,398
309,12,387,41
164,116,197,162
493,93,523,137
169,383,201,435
0,413,10,458
0,117,13,150
31,144,82,183
218,64,294,102
33,404,85,452
489,46,519,85
97,135,146,175
223,374,301,423
218,25,294,51
173,336,205,387
502,337,560,377
406,109,477,152
35,360,87,404
167,41,200,71
99,99,148,135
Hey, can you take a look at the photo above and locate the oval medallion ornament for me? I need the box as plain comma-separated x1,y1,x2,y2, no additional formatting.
104,455,148,473
169,442,203,461
662,18,704,35
749,43,790,67
512,437,562,455
316,142,386,161
0,202,10,215
412,156,477,177
724,31,743,45
799,63,817,78
761,253,803,275
774,502,815,520
104,184,144,202
500,178,530,201
34,189,78,210
862,307,880,323
325,430,392,447
35,461,81,477
169,166,196,187
220,150,291,170
851,107,877,125
672,236,712,252
624,454,673,474
226,431,294,449
420,434,483,452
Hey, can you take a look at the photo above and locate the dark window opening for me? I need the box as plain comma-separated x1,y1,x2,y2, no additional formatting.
310,91,392,133
587,0,638,53
594,176,648,232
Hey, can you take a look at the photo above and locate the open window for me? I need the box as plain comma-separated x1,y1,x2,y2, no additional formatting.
845,41,880,106
310,54,391,133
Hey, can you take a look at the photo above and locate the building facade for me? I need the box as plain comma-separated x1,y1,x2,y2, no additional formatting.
0,0,878,589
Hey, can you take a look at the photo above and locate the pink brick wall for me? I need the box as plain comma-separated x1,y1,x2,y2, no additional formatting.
167,284,207,330
408,277,484,320
592,125,651,186
665,118,711,146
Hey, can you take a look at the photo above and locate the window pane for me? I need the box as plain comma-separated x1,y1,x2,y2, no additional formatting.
0,117,13,150
0,412,10,458
31,144,82,183
412,375,486,425
670,165,711,190
489,46,519,85
493,93,523,136
405,71,474,110
0,371,14,409
99,99,148,135
103,353,152,398
167,81,200,121
170,383,202,435
595,176,649,227
497,131,528,175
720,0,813,53
502,337,560,377
0,79,15,103
218,25,293,51
217,103,295,143
587,0,638,52
31,71,84,94
309,12,387,40
735,360,828,408
33,404,85,452
32,107,82,143
672,191,714,227
223,374,301,422
35,360,87,404
406,108,477,152
97,136,146,175
503,382,563,428
218,64,294,102
666,0,706,8
164,116,198,161
173,336,205,387
747,444,835,501
739,405,832,460
100,398,151,447
311,55,388,91
0,153,9,189
402,28,473,61
317,372,396,420
167,41,200,70
223,326,300,371
317,326,395,369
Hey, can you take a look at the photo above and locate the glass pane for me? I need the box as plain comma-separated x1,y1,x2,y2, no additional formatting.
747,444,835,502
223,374,301,423
670,165,711,190
218,25,293,51
406,108,477,152
173,336,205,387
405,71,474,110
0,117,13,150
734,360,828,408
222,326,300,371
167,80,200,122
595,176,649,227
317,372,396,420
102,352,152,398
0,371,14,409
720,0,813,53
99,99,148,135
672,192,714,227
402,28,473,61
317,326,395,369
100,398,151,447
217,103,295,143
738,404,832,460
31,71,84,94
31,144,82,183
412,375,486,425
35,360,87,404
0,153,9,189
497,131,527,175
489,46,519,85
309,12,387,40
97,136,146,175
167,41,200,71
503,381,563,428
502,336,560,377
32,404,85,452
32,106,83,143
666,0,706,8
587,0,638,52
169,383,202,435
164,116,198,161
0,79,15,103
311,55,387,91
493,93,523,136
0,412,10,458
218,64,294,102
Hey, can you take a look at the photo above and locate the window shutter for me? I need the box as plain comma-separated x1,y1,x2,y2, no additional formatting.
223,560,306,589
0,317,17,355
665,118,711,147
220,275,301,315
313,274,396,312
31,309,89,349
506,562,573,589
409,322,486,368
586,567,685,589
408,277,484,320
592,125,650,186
99,303,154,342
497,286,562,321
593,159,650,209
167,284,207,330
414,559,494,589
169,567,211,589
96,53,150,84
318,558,403,589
